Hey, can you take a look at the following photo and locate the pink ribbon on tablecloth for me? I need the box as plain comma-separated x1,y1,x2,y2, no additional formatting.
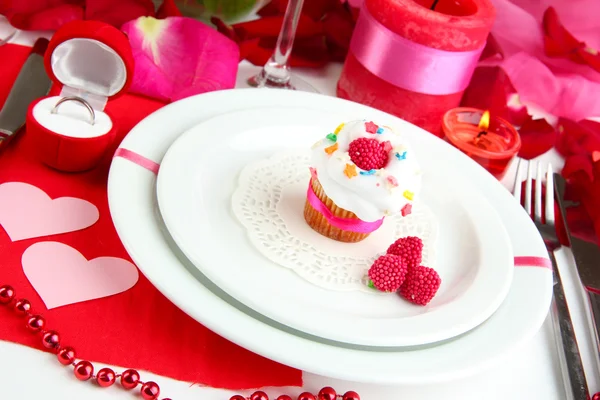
514,256,552,269
306,180,384,234
350,4,484,95
113,148,160,174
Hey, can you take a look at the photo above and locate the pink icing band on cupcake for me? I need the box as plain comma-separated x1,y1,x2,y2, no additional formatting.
307,180,384,234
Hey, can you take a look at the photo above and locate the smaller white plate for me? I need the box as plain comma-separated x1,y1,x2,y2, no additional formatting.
156,107,514,347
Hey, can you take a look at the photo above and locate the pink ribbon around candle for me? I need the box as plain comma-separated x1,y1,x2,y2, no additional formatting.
306,180,384,234
350,5,485,95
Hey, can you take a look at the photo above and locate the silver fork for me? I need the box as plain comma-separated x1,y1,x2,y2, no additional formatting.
513,159,589,400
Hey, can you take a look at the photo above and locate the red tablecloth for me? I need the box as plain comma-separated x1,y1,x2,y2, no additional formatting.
0,42,302,390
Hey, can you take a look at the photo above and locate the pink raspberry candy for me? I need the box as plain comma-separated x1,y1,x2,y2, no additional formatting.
368,255,407,292
387,236,423,269
399,266,441,306
348,137,389,171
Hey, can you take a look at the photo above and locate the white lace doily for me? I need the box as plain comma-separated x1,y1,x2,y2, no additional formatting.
231,151,438,293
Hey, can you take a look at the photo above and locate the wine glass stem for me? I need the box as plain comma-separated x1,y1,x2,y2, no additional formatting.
259,0,304,84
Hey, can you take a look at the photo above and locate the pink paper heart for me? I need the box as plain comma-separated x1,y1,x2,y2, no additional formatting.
0,182,99,241
22,242,139,309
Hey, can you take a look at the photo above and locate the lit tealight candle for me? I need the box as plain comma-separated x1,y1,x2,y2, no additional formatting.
442,107,521,180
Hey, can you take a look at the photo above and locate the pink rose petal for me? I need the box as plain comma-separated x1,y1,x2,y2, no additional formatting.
122,16,240,102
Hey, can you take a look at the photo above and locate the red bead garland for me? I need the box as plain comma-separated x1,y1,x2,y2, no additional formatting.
0,285,14,303
57,347,76,365
42,330,61,349
96,368,116,387
74,360,94,381
13,298,31,314
26,315,45,332
250,391,269,400
298,392,316,400
121,368,141,390
317,387,336,400
141,381,161,400
0,284,362,400
342,391,361,400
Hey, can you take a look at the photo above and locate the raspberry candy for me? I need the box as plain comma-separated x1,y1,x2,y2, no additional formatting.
387,236,423,269
399,266,441,306
368,255,407,292
348,138,389,171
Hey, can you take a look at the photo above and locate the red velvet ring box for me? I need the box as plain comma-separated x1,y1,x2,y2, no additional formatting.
26,20,134,172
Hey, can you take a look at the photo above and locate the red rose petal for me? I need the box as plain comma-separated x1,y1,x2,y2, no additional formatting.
517,117,557,160
212,17,239,41
85,0,155,28
157,0,182,18
257,0,287,17
542,7,582,59
562,154,594,182
322,6,354,55
542,7,600,73
8,3,83,31
578,47,600,73
556,118,600,157
232,15,323,40
479,33,504,62
460,66,523,125
240,39,272,66
301,0,342,20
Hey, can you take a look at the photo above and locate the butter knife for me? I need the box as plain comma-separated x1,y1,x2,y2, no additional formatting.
555,173,600,357
0,38,52,150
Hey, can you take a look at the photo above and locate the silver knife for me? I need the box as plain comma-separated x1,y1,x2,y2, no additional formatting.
555,173,600,358
0,38,52,150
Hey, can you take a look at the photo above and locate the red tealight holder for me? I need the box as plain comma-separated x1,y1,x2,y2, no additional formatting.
442,107,521,180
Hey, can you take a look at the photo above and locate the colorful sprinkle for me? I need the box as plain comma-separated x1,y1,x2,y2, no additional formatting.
309,166,318,180
376,127,384,134
336,152,351,162
403,190,414,201
344,163,358,178
395,151,407,160
401,203,412,217
324,143,338,155
326,133,337,142
386,176,398,187
359,169,376,175
334,123,345,134
382,141,393,153
365,121,378,134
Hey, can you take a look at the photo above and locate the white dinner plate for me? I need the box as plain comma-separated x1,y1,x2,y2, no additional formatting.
155,108,514,347
107,89,552,384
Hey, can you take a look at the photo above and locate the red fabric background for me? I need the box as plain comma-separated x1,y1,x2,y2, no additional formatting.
0,43,301,389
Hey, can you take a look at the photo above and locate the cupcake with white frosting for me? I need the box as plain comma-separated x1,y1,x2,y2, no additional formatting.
304,120,422,243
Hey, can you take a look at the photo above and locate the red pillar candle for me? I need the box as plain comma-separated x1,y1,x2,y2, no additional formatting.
337,0,495,136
